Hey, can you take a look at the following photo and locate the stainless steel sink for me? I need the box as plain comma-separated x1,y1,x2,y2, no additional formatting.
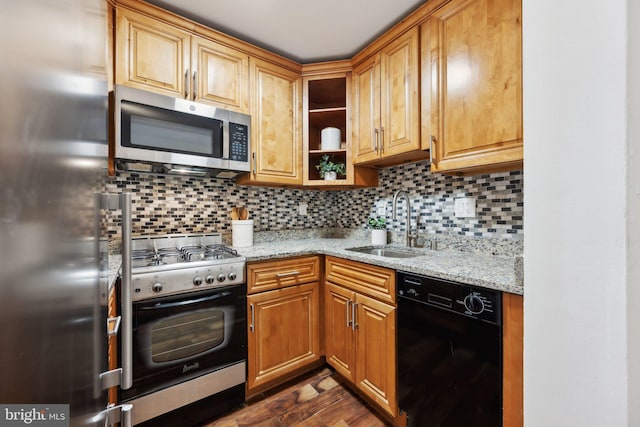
345,246,423,258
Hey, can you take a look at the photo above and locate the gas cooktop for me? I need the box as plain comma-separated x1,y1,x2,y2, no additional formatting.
125,233,246,301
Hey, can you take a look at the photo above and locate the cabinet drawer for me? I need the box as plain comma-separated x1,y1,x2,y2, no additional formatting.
325,256,395,304
247,256,320,294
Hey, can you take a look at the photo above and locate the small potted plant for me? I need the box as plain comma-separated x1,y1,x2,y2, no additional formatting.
365,216,387,245
315,154,346,180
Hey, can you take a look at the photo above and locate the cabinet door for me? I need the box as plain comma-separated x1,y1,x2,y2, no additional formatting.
245,58,302,185
246,283,320,392
352,55,381,164
116,7,190,97
425,0,523,173
380,27,420,157
192,36,249,112
355,293,397,417
324,283,356,382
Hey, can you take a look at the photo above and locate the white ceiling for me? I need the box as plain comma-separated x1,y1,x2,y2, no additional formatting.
144,0,428,63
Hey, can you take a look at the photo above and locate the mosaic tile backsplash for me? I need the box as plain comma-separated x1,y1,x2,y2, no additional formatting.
103,160,523,241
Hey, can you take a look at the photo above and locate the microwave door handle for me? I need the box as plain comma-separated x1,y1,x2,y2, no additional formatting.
120,193,133,390
222,118,230,160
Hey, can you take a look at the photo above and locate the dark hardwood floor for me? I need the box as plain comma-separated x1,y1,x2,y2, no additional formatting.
200,368,391,427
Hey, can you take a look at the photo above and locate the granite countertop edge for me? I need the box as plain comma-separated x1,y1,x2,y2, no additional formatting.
108,238,523,296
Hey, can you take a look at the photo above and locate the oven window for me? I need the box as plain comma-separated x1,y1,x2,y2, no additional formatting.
150,308,225,363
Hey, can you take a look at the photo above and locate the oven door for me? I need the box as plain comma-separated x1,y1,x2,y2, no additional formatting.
121,284,246,401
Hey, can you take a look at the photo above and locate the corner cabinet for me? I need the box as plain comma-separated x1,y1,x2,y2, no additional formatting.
422,0,523,174
115,7,249,113
245,257,321,397
236,58,303,186
352,27,427,168
302,64,378,188
324,257,398,418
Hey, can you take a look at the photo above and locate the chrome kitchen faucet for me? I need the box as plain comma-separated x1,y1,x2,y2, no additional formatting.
392,190,417,247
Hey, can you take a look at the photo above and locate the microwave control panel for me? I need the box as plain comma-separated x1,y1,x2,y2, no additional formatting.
229,123,249,162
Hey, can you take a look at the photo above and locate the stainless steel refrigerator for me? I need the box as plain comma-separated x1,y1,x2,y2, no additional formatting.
0,1,130,425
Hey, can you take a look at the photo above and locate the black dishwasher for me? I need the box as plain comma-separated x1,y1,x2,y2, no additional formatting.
397,272,502,427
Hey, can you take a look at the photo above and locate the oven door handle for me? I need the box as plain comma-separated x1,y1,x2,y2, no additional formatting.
139,291,232,311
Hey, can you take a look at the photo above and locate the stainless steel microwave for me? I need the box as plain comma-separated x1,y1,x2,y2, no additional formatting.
114,85,250,178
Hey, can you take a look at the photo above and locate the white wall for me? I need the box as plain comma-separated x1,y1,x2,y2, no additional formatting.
523,0,632,425
626,0,640,424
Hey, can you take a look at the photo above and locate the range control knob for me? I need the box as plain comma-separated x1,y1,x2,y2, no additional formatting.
217,273,226,283
463,293,485,314
205,275,215,284
152,282,163,293
228,272,237,281
193,276,203,286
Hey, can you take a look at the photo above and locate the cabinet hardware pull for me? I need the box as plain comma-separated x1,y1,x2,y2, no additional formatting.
252,152,256,175
192,70,197,101
374,128,379,152
429,135,436,165
346,300,352,327
184,69,189,99
275,270,300,277
249,303,255,332
351,302,358,331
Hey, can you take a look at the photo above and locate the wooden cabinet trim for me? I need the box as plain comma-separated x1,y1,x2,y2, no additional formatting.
503,293,523,427
247,256,320,294
325,256,395,304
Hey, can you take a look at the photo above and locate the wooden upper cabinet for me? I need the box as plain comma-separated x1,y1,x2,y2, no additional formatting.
115,7,249,112
116,7,190,97
422,0,523,174
238,58,303,185
352,56,381,164
352,27,424,167
380,28,421,158
192,37,249,112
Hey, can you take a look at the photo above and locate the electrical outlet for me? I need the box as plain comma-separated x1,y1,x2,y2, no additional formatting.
376,200,386,217
298,202,308,216
454,197,476,218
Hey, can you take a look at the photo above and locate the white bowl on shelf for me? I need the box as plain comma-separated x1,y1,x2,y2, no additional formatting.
321,127,341,150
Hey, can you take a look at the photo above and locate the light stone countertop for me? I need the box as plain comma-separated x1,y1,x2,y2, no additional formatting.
234,237,523,295
108,238,523,295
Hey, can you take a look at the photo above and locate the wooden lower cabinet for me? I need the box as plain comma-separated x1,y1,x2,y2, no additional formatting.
246,282,321,395
324,257,398,419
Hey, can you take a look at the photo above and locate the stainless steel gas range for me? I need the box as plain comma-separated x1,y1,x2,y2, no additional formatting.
118,233,247,426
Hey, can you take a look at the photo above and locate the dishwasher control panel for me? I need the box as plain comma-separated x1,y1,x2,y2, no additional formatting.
397,271,501,325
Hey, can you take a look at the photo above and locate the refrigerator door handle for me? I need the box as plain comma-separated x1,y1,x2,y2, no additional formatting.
99,368,123,390
107,316,121,336
102,403,133,427
99,193,133,390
